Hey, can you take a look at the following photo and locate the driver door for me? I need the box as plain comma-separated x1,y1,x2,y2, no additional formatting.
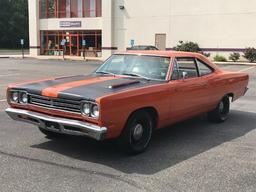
169,57,209,122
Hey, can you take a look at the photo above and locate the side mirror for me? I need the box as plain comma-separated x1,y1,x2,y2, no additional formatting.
182,71,188,80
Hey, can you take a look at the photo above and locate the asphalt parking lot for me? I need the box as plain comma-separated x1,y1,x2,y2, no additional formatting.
0,58,255,192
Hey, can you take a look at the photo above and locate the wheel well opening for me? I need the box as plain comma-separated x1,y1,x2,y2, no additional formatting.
226,93,234,102
130,107,159,129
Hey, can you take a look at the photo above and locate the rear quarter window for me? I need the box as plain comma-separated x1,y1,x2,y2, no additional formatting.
196,59,214,76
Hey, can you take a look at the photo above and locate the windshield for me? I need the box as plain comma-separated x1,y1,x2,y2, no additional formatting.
96,54,170,81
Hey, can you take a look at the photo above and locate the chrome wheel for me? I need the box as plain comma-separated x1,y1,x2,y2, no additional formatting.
132,124,144,141
208,95,230,123
219,101,224,113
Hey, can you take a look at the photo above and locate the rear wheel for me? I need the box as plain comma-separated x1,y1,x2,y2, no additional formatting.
118,111,154,155
208,95,230,123
38,127,63,138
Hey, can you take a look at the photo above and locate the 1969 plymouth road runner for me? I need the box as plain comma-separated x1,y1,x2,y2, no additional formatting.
5,51,249,154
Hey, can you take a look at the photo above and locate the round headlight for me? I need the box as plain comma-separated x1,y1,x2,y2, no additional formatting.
20,92,28,103
91,104,99,118
12,92,19,102
82,103,90,115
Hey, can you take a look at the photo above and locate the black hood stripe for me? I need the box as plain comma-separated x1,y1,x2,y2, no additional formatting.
15,75,93,95
58,77,163,100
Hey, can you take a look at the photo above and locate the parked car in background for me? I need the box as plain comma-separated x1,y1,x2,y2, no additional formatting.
127,45,159,50
5,51,249,154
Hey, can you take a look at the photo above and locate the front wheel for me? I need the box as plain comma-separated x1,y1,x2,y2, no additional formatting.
118,111,154,155
207,95,230,123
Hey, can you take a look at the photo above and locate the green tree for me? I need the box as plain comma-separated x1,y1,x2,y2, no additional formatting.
0,0,29,49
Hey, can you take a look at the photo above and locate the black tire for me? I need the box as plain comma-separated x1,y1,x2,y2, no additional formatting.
207,95,230,123
38,127,63,138
118,111,154,155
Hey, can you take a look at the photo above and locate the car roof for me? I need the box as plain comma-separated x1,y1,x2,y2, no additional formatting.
132,45,155,47
119,50,200,57
115,51,220,70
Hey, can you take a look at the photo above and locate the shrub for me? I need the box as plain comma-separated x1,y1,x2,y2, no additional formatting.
173,41,201,52
173,41,210,57
214,54,227,62
243,47,256,62
229,52,240,62
201,52,211,58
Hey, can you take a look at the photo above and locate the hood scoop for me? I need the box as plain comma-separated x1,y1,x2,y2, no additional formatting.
54,75,85,80
108,80,140,89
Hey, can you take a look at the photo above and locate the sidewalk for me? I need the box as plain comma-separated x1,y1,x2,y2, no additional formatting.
0,49,29,55
0,54,103,61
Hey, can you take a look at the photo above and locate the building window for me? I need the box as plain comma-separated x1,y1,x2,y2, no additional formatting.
40,0,47,18
96,0,102,17
40,30,102,57
58,0,66,18
70,0,78,17
39,0,101,18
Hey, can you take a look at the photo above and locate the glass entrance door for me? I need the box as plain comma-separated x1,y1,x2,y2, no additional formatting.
62,33,79,56
69,34,79,56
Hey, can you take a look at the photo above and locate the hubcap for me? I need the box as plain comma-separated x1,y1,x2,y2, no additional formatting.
132,124,143,141
219,101,224,113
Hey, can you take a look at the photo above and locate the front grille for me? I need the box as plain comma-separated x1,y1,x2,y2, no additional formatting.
28,94,81,113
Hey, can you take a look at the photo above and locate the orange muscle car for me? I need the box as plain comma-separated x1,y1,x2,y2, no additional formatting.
5,51,249,154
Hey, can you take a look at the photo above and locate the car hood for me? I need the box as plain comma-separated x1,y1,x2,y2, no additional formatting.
13,74,164,101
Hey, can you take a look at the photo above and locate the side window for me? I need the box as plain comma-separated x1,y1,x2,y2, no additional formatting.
197,59,213,76
171,61,179,80
176,57,199,78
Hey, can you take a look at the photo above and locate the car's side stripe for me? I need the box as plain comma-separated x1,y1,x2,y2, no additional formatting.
41,76,117,98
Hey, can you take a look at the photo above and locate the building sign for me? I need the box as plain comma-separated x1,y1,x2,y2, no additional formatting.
60,21,82,28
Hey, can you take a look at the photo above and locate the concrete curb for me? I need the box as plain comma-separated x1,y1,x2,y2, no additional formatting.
32,56,103,62
0,55,26,59
214,61,256,66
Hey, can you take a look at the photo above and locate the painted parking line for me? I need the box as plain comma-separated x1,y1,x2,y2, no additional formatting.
238,66,256,72
0,73,20,77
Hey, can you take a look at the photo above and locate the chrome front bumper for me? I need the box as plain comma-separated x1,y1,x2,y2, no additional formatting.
5,108,107,140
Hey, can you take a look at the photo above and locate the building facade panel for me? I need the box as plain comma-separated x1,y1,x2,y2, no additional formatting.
29,0,256,59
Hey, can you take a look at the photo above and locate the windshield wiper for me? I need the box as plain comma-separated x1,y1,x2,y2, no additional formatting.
122,72,151,81
95,71,116,76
